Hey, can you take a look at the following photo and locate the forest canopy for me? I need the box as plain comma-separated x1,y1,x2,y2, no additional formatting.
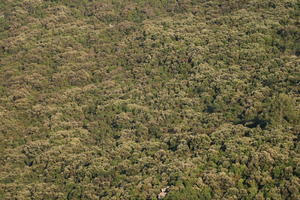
0,0,299,199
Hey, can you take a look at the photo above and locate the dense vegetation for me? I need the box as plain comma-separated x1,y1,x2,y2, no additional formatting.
0,0,299,199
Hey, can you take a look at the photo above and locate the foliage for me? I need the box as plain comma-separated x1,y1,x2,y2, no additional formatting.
0,0,299,199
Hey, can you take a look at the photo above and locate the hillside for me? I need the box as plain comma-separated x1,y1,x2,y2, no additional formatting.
0,0,299,199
